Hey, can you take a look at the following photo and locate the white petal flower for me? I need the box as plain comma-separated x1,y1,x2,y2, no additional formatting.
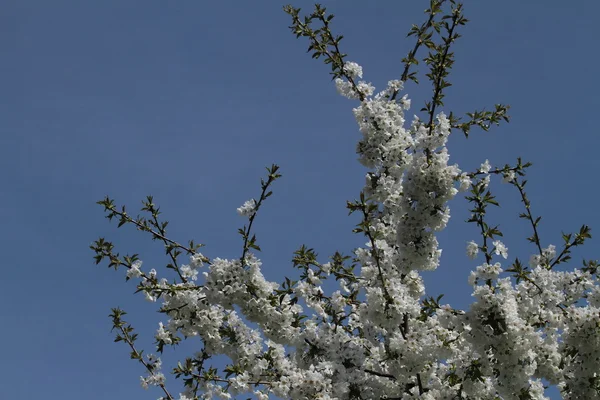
237,199,257,217
155,322,172,344
140,372,164,390
480,159,492,173
356,81,375,97
529,253,541,268
502,170,516,183
144,291,157,302
542,244,556,261
458,172,471,192
400,93,411,110
126,260,143,279
180,264,198,281
480,175,491,189
254,391,269,400
335,78,360,99
190,252,206,268
466,241,479,259
343,61,363,79
388,79,404,92
493,240,508,259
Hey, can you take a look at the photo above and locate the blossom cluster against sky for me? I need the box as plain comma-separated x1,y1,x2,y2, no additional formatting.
2,1,599,399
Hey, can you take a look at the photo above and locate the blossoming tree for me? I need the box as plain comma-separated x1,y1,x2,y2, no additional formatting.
91,2,599,399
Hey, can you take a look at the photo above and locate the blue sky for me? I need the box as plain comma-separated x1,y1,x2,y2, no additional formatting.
2,1,599,399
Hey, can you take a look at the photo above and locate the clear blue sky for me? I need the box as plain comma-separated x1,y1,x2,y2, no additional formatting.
2,1,599,399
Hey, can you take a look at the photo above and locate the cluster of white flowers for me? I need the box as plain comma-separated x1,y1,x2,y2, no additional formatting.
493,239,508,259
237,199,257,217
139,354,165,390
530,244,557,268
466,240,479,259
502,169,516,183
155,322,172,345
480,159,492,173
457,172,472,192
118,61,599,399
468,262,503,286
342,61,363,79
126,259,143,279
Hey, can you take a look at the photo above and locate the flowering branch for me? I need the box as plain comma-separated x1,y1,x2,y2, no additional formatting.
110,308,174,400
90,2,600,399
237,164,281,269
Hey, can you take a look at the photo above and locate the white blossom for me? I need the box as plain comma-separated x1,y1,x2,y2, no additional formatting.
480,174,491,189
480,159,492,173
190,252,206,268
180,264,198,281
343,61,363,79
502,169,516,183
493,240,508,259
466,240,479,259
140,355,165,390
237,199,257,217
543,244,556,261
458,172,471,191
155,322,172,345
126,260,143,279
